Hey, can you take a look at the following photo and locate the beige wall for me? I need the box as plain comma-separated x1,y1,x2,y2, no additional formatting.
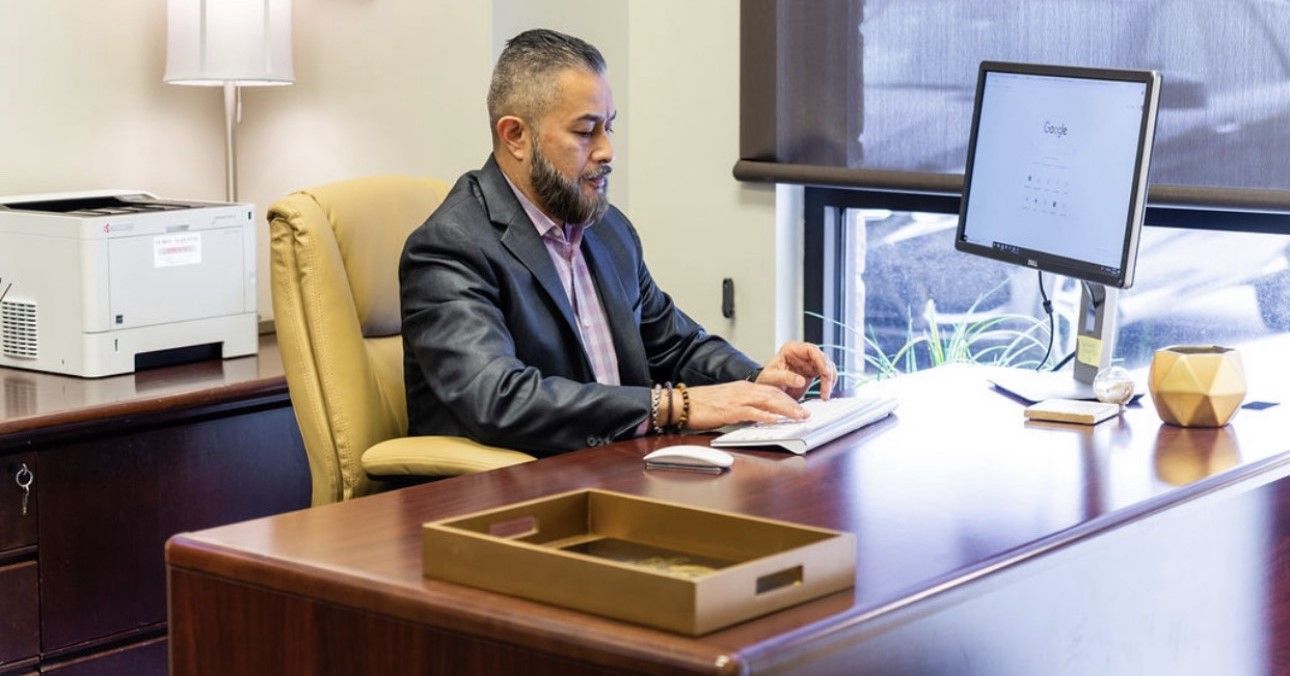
0,2,222,198
0,0,787,361
623,2,781,360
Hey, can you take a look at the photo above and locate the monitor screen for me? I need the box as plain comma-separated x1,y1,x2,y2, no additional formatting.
955,62,1160,288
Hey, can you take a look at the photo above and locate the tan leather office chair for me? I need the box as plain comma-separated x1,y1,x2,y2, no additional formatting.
269,176,535,505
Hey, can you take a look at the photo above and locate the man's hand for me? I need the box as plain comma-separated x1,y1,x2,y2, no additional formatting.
755,341,837,400
682,380,807,430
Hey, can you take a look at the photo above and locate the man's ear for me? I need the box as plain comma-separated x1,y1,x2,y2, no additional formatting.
496,116,530,163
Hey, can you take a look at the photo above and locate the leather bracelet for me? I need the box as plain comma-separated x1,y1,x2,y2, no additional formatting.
649,384,663,434
673,383,690,431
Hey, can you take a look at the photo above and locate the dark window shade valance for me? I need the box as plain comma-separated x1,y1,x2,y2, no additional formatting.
732,162,960,195
739,0,1290,227
732,161,1290,218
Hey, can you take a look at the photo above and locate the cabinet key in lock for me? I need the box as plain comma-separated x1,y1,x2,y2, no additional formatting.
15,463,32,516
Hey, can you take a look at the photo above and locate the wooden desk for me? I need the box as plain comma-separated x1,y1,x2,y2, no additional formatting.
166,363,1290,675
0,336,310,675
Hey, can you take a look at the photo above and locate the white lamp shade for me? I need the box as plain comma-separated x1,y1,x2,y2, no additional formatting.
164,0,294,86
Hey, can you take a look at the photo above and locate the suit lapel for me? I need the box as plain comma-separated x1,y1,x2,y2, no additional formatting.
499,223,582,335
582,228,649,386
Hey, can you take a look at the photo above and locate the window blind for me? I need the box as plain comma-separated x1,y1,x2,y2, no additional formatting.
739,0,1290,218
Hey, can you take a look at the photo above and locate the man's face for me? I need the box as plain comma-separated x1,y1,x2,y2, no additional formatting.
528,68,616,224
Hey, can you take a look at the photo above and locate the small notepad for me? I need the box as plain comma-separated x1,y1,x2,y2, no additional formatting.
1024,398,1122,425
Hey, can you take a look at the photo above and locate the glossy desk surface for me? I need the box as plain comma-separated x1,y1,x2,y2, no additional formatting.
167,359,1290,674
0,335,287,444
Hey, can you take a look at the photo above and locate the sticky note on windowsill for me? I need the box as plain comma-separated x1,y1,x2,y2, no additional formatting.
1025,398,1122,425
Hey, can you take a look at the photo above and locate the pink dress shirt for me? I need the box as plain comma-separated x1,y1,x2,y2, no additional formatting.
505,179,622,387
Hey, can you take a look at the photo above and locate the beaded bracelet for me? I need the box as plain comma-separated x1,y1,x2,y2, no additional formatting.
673,383,690,431
649,383,663,434
664,382,674,431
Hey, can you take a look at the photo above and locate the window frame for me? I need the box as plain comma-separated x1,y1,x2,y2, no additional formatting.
802,186,1290,359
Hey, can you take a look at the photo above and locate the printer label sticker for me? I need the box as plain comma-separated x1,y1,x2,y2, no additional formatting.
154,232,202,267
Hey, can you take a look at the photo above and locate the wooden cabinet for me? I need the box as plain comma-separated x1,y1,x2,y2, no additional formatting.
1,452,39,674
0,560,38,670
0,338,310,673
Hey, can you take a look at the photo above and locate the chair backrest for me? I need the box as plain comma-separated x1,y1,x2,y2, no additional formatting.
268,175,450,504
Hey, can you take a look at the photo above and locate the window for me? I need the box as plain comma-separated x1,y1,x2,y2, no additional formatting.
806,189,1290,381
775,0,1290,382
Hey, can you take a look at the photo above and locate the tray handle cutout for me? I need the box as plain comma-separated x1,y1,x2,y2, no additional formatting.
755,565,803,595
488,514,539,539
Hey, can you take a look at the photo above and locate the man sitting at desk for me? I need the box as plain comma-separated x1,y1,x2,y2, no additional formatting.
400,28,835,456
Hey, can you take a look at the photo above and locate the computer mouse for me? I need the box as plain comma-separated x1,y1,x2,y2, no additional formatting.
643,445,734,470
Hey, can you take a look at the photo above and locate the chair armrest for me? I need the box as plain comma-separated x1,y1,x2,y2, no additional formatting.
362,436,536,477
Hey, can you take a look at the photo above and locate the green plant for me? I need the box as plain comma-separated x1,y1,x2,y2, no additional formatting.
808,283,1055,385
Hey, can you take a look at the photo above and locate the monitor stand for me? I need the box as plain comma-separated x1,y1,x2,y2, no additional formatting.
989,369,1096,403
989,282,1123,404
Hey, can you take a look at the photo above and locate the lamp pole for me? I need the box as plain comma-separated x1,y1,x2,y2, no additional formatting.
223,83,240,203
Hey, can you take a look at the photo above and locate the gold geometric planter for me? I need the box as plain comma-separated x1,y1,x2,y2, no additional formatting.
1147,345,1246,427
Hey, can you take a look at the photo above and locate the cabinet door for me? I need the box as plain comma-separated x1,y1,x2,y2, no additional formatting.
0,453,36,551
0,560,39,666
37,405,309,652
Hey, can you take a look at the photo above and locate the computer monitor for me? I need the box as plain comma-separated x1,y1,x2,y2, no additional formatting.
955,61,1160,401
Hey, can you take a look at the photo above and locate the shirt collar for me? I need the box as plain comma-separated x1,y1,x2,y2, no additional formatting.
503,173,588,242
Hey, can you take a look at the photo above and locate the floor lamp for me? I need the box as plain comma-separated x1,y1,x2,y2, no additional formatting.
164,0,294,203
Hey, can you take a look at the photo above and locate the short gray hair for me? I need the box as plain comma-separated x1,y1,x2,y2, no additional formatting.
487,29,606,145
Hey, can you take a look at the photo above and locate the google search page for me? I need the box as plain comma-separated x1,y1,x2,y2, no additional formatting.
962,72,1148,272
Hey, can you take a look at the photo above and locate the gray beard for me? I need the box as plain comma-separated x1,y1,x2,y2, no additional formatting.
530,142,610,225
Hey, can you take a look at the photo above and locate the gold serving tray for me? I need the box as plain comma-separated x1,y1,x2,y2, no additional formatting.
422,489,855,635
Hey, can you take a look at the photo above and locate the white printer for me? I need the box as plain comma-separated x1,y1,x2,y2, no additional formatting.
0,190,257,377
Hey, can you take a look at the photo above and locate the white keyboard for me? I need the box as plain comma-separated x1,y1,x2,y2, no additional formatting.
710,396,899,455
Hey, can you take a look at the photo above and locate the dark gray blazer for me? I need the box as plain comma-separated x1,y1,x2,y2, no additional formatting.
399,157,760,456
